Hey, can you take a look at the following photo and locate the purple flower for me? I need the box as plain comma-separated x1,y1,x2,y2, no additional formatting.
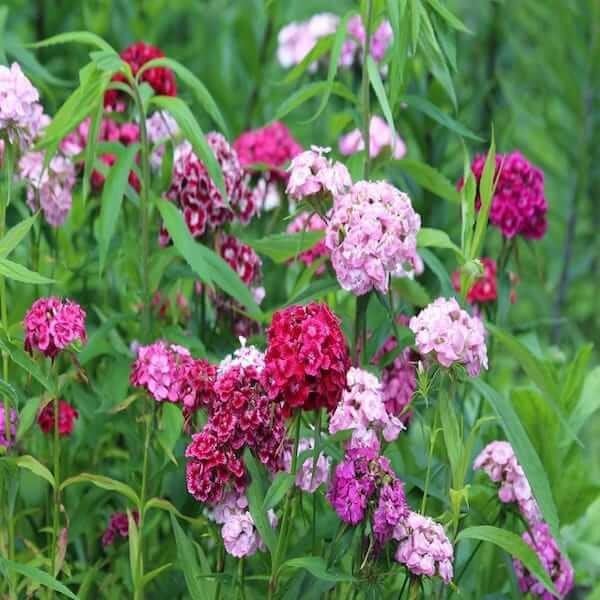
282,437,330,493
373,479,409,545
0,405,18,449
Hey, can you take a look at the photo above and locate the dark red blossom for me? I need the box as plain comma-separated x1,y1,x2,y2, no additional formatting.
263,302,350,415
217,234,262,286
452,257,498,305
37,400,79,437
102,511,140,547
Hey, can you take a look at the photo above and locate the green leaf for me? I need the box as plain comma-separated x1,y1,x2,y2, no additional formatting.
280,35,334,85
139,58,229,137
89,49,124,73
285,276,339,306
279,557,354,583
439,392,461,489
367,55,397,151
145,497,207,526
0,213,38,257
82,99,104,203
157,403,183,465
28,31,114,52
426,0,471,33
16,397,41,441
388,0,410,110
0,257,54,284
151,96,226,201
417,227,463,257
570,366,600,434
141,563,173,587
127,510,140,587
263,472,295,511
419,248,453,296
60,473,140,507
245,449,276,553
238,231,324,263
397,158,460,204
392,277,431,307
470,379,560,537
13,455,55,488
170,513,211,600
408,0,421,53
0,335,53,392
401,94,483,141
0,557,78,599
275,81,356,120
99,143,138,272
157,200,263,320
457,526,555,595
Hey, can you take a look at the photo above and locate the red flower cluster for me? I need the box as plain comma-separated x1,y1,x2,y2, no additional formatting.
37,400,79,437
24,297,87,359
263,302,350,415
217,234,261,286
233,121,302,182
104,42,177,110
452,258,498,305
102,510,140,547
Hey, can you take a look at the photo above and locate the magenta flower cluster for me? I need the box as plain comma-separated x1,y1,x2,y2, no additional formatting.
282,437,330,493
325,180,422,295
0,405,18,449
339,115,406,160
329,367,404,444
23,297,87,359
341,15,393,67
513,522,574,599
409,297,488,376
286,146,352,202
102,511,140,548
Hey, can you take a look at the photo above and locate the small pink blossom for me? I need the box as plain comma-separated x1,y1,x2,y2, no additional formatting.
282,437,330,493
339,116,406,160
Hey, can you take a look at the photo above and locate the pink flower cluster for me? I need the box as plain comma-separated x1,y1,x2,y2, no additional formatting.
467,151,548,240
340,15,393,67
146,110,179,170
339,115,406,160
329,367,404,443
18,151,76,227
163,135,257,243
409,297,488,376
285,211,328,273
513,522,574,600
286,146,351,202
102,511,140,547
233,121,302,182
325,181,422,295
37,400,79,437
282,437,330,493
0,405,17,449
394,512,454,583
24,297,87,359
473,441,541,525
211,491,277,558
263,302,350,415
0,62,45,148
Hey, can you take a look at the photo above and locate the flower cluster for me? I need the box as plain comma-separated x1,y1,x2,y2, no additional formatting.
467,151,547,240
452,257,498,306
513,522,574,600
263,302,350,415
102,511,140,547
0,405,17,449
163,135,257,243
329,367,404,443
286,146,351,202
38,400,79,437
340,15,393,67
394,512,454,583
211,491,277,558
326,180,422,295
233,121,302,182
18,151,76,227
473,441,541,525
146,110,179,170
0,62,45,148
24,297,87,359
285,211,328,273
105,42,176,110
339,116,406,160
282,437,330,493
217,234,261,286
409,297,488,377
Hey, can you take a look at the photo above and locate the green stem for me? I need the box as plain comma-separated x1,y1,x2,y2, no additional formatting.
49,395,61,597
237,557,246,600
421,406,438,514
360,0,374,180
214,543,224,600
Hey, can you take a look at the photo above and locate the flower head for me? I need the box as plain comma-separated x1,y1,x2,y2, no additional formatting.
102,511,140,547
217,234,262,286
326,180,422,295
341,16,393,67
146,111,179,170
452,258,498,305
339,116,406,160
38,400,78,437
282,437,330,493
373,479,409,545
0,405,18,449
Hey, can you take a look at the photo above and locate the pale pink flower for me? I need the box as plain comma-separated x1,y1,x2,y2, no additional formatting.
339,116,406,160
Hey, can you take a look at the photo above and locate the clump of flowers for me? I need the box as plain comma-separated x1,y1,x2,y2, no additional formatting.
146,110,179,170
325,180,422,295
217,234,262,286
233,121,302,182
282,437,330,493
0,62,45,148
339,115,406,160
102,511,140,547
473,440,541,525
340,15,393,67
24,297,87,359
104,42,176,110
0,405,18,449
18,151,76,227
37,400,79,437
452,257,498,306
329,367,404,443
211,491,277,558
285,211,328,273
286,146,352,202
466,151,548,240
394,512,454,583
409,297,488,377
263,302,350,415
513,521,574,600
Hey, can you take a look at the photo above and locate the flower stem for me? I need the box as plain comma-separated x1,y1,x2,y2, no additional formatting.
421,406,439,514
361,0,374,180
49,395,61,597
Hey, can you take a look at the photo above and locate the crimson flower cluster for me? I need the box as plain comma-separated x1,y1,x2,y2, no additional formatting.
38,400,79,437
24,297,87,359
104,42,177,111
102,511,140,547
263,302,350,415
452,257,498,305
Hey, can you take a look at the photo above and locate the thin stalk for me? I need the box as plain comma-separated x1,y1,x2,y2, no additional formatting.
360,0,374,180
49,395,61,596
311,409,322,554
421,407,438,514
237,558,246,600
214,543,224,600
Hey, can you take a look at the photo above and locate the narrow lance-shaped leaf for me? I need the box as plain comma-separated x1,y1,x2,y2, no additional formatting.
0,212,38,257
275,81,356,120
0,557,78,599
0,257,54,284
82,99,104,203
397,158,461,204
367,55,398,154
60,473,141,507
28,31,115,52
236,230,325,263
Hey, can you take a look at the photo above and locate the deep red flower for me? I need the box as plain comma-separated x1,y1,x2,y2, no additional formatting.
452,257,498,305
217,234,261,286
38,400,79,437
102,510,140,547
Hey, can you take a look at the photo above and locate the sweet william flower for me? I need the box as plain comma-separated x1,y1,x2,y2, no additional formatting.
339,116,406,160
102,511,140,547
37,400,78,437
282,437,330,493
0,405,18,449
